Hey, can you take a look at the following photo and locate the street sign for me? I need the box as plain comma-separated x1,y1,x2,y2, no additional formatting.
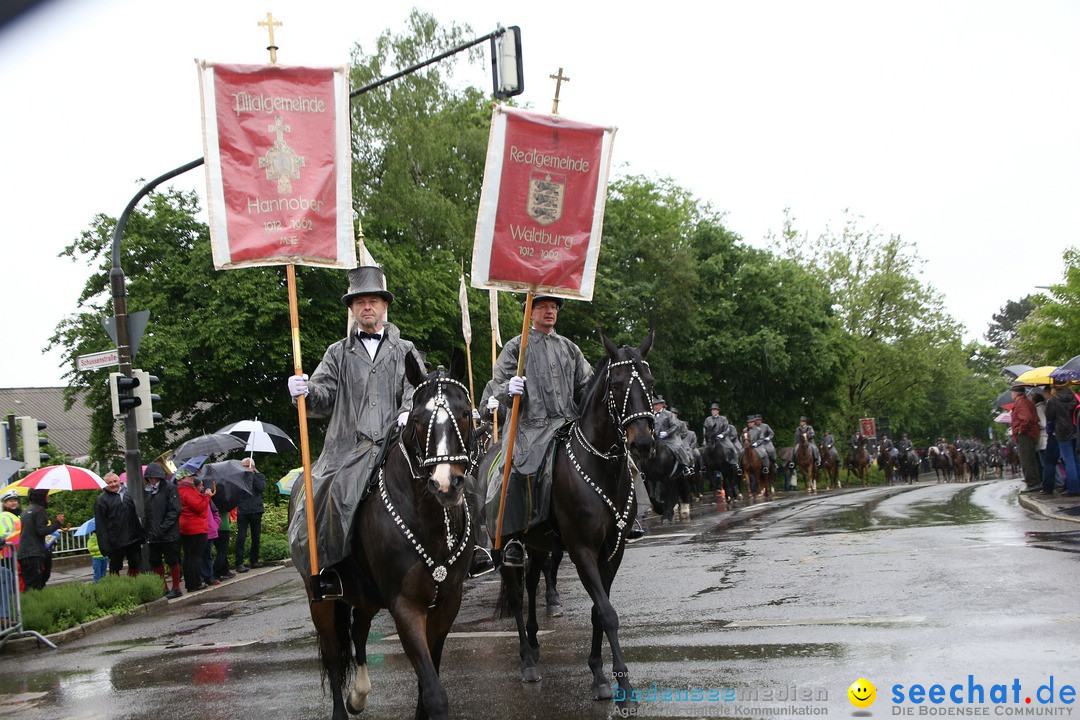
77,349,120,372
101,310,150,361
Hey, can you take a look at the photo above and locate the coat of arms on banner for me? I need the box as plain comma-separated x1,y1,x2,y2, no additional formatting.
260,115,306,194
526,171,565,226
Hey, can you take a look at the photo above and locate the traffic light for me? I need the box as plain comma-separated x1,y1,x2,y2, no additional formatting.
492,25,523,99
109,372,141,418
19,416,48,469
133,369,161,432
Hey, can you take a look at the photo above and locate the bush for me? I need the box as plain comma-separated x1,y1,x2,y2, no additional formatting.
20,573,164,635
258,533,290,562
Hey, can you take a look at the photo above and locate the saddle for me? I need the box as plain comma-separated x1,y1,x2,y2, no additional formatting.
485,422,572,535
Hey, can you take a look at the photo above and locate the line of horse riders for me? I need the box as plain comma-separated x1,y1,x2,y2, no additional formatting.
647,398,1010,515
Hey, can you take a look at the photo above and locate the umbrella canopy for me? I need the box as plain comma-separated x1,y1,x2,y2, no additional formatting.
277,467,302,495
1013,366,1058,386
1002,364,1035,380
1049,355,1080,383
118,465,147,484
173,455,208,479
174,433,245,462
993,388,1016,408
0,480,59,497
74,517,96,536
993,411,1012,424
217,419,297,454
198,460,254,512
15,464,106,491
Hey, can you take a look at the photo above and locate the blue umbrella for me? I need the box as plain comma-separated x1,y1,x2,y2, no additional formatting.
74,517,96,536
1049,355,1080,383
172,455,208,479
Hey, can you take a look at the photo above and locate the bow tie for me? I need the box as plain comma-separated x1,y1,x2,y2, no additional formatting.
358,331,382,341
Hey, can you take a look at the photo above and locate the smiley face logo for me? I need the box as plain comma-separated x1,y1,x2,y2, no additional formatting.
848,678,876,708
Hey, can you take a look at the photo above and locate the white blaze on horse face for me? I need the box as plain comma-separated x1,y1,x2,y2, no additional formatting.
426,399,455,495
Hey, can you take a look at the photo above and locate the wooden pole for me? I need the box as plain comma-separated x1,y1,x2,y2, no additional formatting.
287,264,320,587
493,291,533,550
491,326,499,443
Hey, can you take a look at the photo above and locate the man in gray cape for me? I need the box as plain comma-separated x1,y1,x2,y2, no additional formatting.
486,295,592,568
287,266,423,590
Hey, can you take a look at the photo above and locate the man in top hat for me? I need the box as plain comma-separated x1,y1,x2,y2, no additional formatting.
287,266,426,590
1010,384,1042,489
793,416,821,467
652,396,695,470
488,294,592,568
748,415,777,471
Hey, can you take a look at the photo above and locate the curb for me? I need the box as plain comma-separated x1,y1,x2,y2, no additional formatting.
1,562,286,654
1017,492,1080,524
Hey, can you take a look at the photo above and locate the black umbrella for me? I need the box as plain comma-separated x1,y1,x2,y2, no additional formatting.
198,460,254,512
174,433,245,461
1002,364,1034,380
217,419,296,454
993,388,1018,408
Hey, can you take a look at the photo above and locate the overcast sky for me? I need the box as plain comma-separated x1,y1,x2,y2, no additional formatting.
2,0,1078,387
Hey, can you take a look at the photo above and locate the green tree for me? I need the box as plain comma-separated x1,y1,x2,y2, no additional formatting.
985,295,1039,366
1017,246,1080,366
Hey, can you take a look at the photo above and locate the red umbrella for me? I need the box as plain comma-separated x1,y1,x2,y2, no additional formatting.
15,464,106,491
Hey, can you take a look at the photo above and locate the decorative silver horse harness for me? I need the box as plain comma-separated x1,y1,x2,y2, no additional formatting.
566,357,652,561
380,376,472,586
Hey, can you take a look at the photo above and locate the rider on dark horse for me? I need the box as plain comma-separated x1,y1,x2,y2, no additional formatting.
486,295,592,569
653,396,696,476
703,402,742,476
286,266,424,596
820,428,838,465
748,414,778,472
794,416,822,467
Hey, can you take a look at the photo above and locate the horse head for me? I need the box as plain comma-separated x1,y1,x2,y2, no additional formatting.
402,350,472,509
599,330,655,467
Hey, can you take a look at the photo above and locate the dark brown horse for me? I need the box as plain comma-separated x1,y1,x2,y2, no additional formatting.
292,352,475,720
742,429,774,499
948,445,966,482
848,436,870,486
928,445,951,482
488,331,655,714
794,429,818,492
818,440,840,490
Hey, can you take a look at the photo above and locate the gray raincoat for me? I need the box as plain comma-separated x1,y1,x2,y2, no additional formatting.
485,327,591,535
288,323,422,576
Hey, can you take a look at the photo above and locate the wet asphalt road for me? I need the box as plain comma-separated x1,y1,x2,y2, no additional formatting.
2,475,1078,719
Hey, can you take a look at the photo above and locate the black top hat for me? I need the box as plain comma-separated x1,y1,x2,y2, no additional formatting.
342,266,394,306
652,395,666,405
670,407,680,415
710,402,720,410
799,416,808,422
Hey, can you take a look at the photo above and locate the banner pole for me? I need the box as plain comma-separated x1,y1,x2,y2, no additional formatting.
465,340,477,430
287,264,321,596
491,326,499,443
493,291,533,550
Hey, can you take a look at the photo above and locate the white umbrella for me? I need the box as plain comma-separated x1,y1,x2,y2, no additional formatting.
216,419,297,454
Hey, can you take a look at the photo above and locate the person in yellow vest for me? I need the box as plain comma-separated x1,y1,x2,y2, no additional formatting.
0,490,22,626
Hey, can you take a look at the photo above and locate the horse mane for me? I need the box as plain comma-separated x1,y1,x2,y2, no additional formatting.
579,355,612,409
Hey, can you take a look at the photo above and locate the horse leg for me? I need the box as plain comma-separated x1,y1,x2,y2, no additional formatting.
525,549,546,667
573,554,636,712
347,605,376,714
390,600,449,720
499,564,541,683
544,547,564,617
309,596,353,720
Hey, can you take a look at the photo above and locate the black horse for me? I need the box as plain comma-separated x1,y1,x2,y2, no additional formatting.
486,330,655,713
699,440,742,505
641,441,692,522
897,447,920,484
292,352,475,720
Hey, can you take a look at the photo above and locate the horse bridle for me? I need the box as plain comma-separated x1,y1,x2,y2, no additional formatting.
605,357,654,434
398,376,473,477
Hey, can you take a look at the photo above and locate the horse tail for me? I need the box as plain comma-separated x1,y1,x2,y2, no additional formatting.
495,566,525,620
317,597,356,691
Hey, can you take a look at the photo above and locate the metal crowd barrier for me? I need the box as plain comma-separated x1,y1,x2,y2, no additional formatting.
50,528,89,557
0,542,58,650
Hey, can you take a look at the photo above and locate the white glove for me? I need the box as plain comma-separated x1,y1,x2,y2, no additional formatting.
472,408,481,422
288,374,309,397
397,411,409,428
508,376,526,396
658,431,668,439
487,395,499,411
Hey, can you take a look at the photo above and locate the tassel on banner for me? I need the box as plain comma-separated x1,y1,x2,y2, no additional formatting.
459,274,473,346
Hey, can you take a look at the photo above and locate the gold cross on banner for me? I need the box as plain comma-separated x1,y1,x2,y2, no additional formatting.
258,12,282,64
549,67,570,115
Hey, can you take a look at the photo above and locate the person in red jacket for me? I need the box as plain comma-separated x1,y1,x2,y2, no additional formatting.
176,469,213,593
1011,385,1042,489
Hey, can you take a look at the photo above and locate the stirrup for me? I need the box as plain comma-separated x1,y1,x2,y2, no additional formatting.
315,568,343,600
501,539,525,568
468,546,495,578
627,519,646,540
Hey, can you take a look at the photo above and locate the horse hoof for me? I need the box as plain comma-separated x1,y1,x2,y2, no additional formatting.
522,667,542,683
594,681,613,700
546,604,563,618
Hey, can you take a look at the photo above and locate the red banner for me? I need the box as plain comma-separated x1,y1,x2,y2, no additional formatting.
198,62,355,270
860,417,877,438
472,107,616,300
